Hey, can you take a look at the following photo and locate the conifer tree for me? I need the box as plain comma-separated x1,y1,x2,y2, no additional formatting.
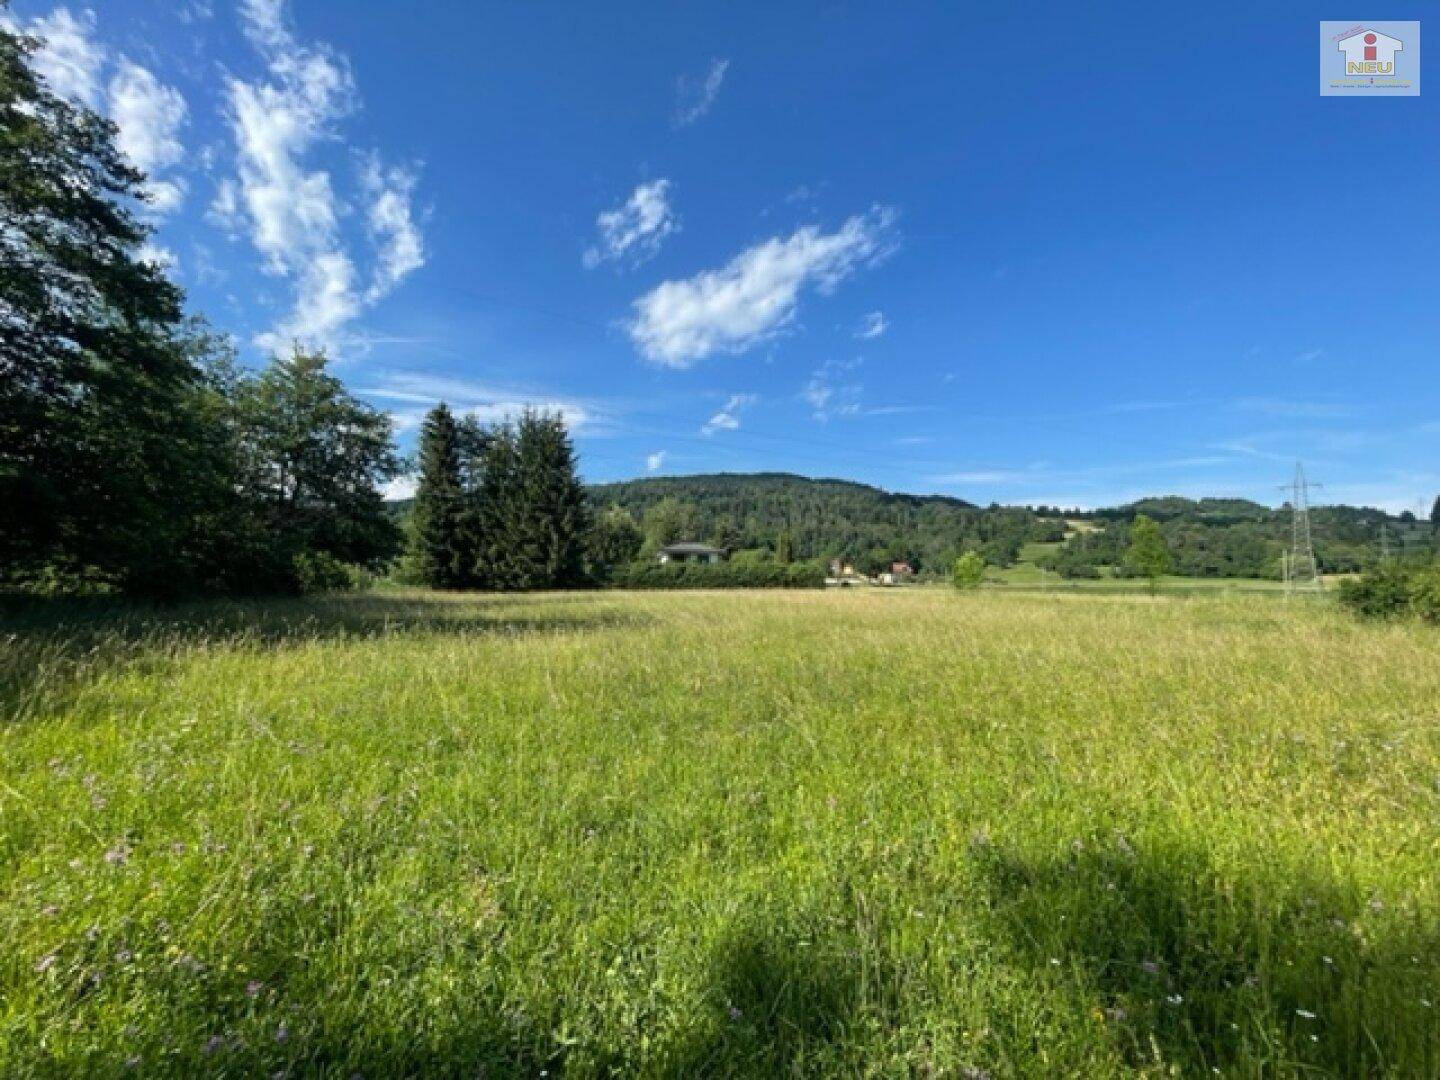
501,410,590,589
410,403,468,588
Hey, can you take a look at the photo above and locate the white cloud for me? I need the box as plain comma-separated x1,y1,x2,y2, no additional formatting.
584,179,677,269
646,451,667,472
673,58,728,127
361,154,424,302
356,372,602,435
107,60,188,214
856,310,888,339
802,358,863,421
630,206,897,368
7,10,189,216
7,7,104,106
701,394,755,436
223,0,423,351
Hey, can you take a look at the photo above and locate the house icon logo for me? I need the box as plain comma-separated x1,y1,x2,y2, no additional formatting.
1320,21,1420,96
1337,28,1403,74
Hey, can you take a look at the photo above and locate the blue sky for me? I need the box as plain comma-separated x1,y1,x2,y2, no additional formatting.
8,1,1438,511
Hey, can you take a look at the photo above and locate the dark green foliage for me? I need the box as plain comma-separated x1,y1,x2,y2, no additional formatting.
409,404,469,588
1430,496,1440,530
592,473,1043,571
0,21,225,595
1408,563,1440,624
232,348,402,576
1339,563,1419,619
1340,560,1440,622
774,528,794,565
291,551,356,595
483,411,591,590
609,561,825,590
585,506,644,583
640,496,700,553
407,409,592,591
1125,515,1171,589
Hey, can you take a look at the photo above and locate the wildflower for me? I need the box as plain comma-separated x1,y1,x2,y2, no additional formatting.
727,1005,743,1022
203,1034,224,1055
276,1022,290,1044
124,1055,141,1069
1166,994,1183,1006
104,844,130,866
36,951,59,974
1104,1007,1127,1022
41,904,59,917
246,980,264,999
1296,1009,1316,1020
1140,960,1159,975
116,948,133,963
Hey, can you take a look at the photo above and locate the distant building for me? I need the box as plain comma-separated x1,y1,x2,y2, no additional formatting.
657,542,726,565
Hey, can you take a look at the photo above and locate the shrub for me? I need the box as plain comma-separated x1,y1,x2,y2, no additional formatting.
1338,562,1416,619
1409,562,1440,624
952,551,985,590
292,551,356,595
609,560,824,590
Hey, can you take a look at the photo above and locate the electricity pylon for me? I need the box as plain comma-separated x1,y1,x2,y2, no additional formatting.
1279,463,1323,595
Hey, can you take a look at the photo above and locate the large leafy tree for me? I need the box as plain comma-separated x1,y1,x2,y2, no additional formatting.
234,348,402,570
0,16,221,591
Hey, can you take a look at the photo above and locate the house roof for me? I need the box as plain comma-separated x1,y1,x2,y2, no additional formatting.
659,542,726,556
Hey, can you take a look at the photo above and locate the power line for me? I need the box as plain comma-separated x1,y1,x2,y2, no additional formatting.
1279,463,1323,596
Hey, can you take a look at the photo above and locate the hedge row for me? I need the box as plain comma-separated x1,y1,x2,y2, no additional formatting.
1338,560,1440,622
608,561,825,590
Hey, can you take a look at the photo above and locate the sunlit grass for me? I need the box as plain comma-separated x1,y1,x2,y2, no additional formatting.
2,590,1437,1076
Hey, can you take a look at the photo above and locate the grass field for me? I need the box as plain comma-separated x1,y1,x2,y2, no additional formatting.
2,590,1438,1076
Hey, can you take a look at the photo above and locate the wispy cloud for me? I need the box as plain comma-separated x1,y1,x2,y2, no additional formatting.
5,6,103,105
855,310,888,339
584,179,677,269
222,0,423,352
1231,397,1353,419
701,393,756,436
108,59,188,212
645,451,667,472
360,152,424,303
673,57,728,127
6,8,189,214
356,372,603,435
629,206,897,367
801,358,862,421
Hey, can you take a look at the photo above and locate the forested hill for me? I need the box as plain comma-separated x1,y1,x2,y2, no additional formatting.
588,472,1049,571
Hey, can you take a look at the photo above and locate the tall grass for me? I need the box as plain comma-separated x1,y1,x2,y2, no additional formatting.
2,590,1437,1076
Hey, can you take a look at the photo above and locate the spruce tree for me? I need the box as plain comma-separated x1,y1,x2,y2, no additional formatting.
481,411,589,590
410,403,468,588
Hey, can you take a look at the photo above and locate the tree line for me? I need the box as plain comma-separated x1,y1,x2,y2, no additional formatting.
404,404,590,590
1,18,587,599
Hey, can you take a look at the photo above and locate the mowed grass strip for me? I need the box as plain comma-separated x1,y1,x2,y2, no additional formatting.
1,590,1437,1076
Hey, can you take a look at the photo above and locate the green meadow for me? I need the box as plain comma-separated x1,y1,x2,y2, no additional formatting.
2,590,1437,1076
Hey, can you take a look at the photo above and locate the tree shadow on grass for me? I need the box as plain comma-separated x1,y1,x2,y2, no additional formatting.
972,838,1440,1076
0,592,650,722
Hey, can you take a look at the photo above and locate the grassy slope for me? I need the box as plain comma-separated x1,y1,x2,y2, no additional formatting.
2,591,1437,1076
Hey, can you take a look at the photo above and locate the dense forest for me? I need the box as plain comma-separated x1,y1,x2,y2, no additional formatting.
587,473,1058,573
580,477,1439,581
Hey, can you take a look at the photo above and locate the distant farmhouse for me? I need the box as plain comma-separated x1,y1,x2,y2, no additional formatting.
657,542,726,565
